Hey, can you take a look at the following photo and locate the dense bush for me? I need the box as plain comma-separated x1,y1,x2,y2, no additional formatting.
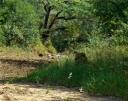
93,0,128,36
0,0,39,46
0,0,127,51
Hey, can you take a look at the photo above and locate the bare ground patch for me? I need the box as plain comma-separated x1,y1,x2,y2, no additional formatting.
0,83,119,101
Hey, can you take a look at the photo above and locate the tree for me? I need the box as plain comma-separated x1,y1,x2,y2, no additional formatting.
93,0,128,37
0,0,38,46
29,0,91,45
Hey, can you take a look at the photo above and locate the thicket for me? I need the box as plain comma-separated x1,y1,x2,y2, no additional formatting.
0,0,127,51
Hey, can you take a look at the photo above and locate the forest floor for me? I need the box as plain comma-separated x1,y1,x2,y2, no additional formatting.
0,50,120,101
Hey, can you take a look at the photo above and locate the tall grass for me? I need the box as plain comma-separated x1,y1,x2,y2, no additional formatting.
25,45,128,100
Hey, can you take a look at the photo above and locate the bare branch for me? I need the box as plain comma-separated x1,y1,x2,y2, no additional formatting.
48,11,62,29
43,26,67,33
57,16,76,20
43,6,52,29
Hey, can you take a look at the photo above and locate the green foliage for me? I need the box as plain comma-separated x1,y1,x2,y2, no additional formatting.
28,0,92,50
25,46,128,100
93,0,128,36
0,0,38,46
0,0,127,51
0,0,127,100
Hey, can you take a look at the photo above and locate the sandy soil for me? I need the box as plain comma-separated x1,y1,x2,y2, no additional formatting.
0,83,119,101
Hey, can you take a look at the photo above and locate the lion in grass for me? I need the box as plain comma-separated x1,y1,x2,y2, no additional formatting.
74,51,88,64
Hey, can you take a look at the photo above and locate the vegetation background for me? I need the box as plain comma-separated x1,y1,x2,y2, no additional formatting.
0,0,127,100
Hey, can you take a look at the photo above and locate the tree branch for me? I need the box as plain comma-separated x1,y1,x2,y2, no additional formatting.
57,16,76,20
43,5,52,29
48,11,62,29
57,16,93,20
43,26,67,33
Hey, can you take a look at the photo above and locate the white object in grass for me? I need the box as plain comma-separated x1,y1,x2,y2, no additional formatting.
68,72,72,79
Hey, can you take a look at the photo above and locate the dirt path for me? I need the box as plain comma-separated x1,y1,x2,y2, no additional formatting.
0,54,120,101
0,83,119,101
0,55,53,79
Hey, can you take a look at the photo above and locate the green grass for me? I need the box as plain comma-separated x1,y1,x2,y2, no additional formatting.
0,40,56,57
25,45,128,100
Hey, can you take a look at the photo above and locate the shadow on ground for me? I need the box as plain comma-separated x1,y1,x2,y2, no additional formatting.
0,57,52,80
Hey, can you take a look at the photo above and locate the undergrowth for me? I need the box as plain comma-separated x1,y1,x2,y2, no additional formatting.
25,45,128,100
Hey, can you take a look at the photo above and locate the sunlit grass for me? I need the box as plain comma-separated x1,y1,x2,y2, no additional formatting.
25,45,128,100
